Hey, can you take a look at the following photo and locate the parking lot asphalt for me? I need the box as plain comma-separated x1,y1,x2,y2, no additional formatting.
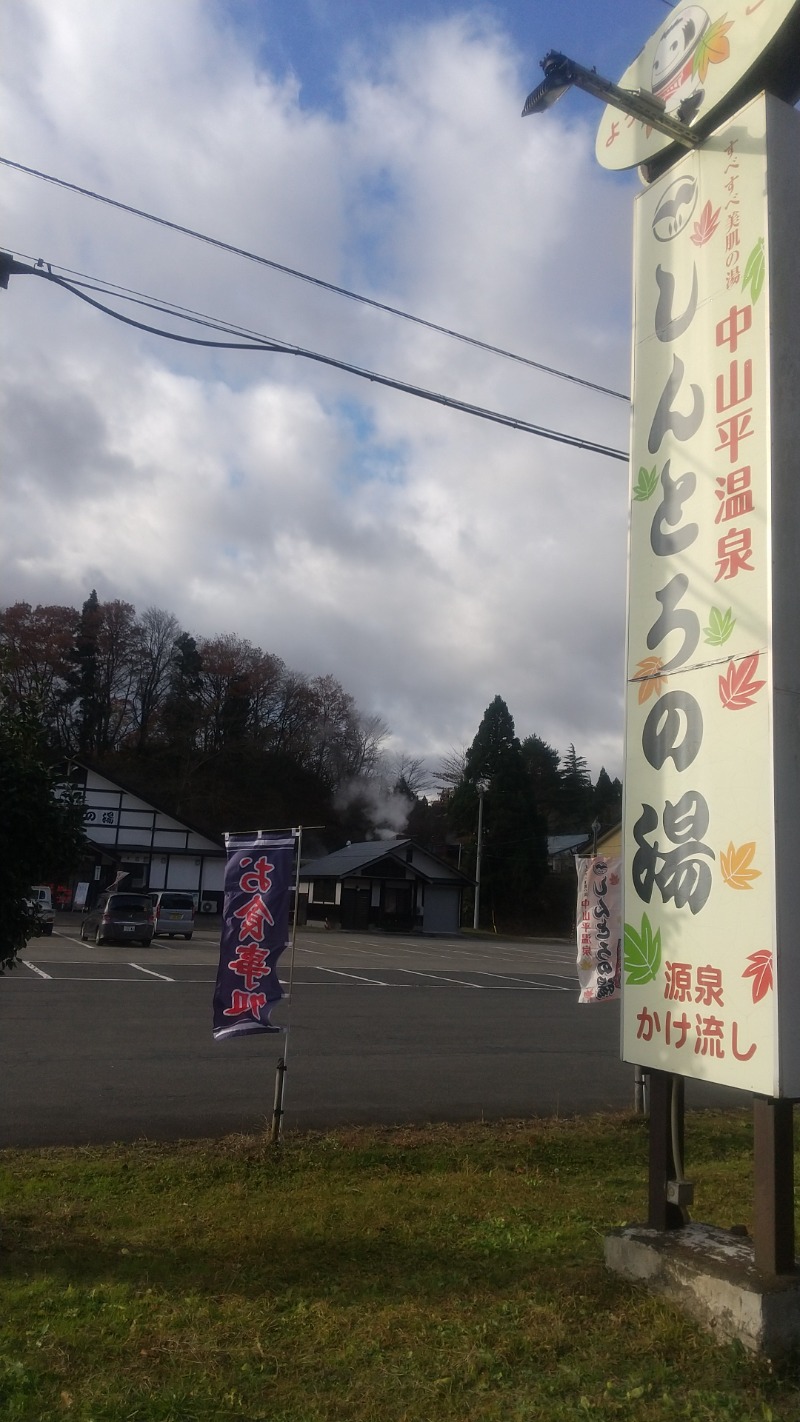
2,920,744,1147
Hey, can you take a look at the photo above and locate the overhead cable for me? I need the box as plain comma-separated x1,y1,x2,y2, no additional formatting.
0,154,629,402
2,254,629,462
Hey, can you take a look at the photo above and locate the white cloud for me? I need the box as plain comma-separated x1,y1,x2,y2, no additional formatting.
0,0,633,778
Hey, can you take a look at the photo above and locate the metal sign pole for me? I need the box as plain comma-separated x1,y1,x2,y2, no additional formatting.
753,1097,795,1275
269,825,305,1146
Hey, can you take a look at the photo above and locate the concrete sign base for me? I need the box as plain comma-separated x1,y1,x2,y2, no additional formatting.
605,1222,800,1357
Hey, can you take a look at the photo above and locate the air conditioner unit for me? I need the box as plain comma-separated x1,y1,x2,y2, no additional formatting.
201,900,216,914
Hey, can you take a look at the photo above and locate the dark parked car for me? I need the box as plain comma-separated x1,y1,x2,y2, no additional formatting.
80,892,155,946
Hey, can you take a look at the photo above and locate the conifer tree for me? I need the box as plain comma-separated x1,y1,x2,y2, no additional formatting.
69,589,103,757
451,696,547,929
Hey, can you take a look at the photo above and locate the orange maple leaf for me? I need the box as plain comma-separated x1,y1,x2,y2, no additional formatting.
720,841,761,890
693,18,733,83
633,656,666,705
743,949,773,1004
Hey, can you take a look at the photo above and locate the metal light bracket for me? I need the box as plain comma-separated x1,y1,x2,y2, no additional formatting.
522,51,701,150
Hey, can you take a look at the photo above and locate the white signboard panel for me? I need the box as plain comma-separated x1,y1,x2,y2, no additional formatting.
622,94,800,1096
84,807,119,828
596,0,800,171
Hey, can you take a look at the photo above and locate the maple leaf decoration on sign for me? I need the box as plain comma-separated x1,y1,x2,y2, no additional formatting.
743,950,773,1005
632,465,658,501
691,202,721,247
720,841,761,890
703,605,735,647
633,656,666,705
692,15,734,82
624,913,661,987
719,653,766,710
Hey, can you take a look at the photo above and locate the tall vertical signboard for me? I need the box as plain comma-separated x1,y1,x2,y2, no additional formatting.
529,0,800,1108
520,0,800,1288
622,92,800,1095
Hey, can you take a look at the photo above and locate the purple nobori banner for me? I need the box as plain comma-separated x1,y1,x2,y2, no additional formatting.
213,832,296,1041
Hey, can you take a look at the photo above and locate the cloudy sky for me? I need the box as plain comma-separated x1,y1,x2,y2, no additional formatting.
0,1,676,779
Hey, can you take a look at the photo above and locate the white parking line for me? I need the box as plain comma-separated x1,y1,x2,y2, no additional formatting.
129,963,175,981
20,959,52,979
396,969,483,987
314,965,397,986
479,970,575,991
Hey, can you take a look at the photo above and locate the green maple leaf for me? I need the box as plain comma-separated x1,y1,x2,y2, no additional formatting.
742,238,765,303
703,606,735,646
624,913,662,986
632,466,658,502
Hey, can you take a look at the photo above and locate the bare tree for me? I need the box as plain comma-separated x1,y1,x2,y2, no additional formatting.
434,745,468,791
384,752,432,796
131,606,180,750
95,599,139,751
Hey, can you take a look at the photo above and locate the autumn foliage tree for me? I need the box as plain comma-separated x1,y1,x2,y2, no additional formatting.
0,595,389,841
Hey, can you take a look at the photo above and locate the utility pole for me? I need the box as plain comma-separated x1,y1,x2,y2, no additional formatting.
473,780,488,931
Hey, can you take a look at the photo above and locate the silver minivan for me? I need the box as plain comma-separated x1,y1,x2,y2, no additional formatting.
151,891,195,939
28,885,55,935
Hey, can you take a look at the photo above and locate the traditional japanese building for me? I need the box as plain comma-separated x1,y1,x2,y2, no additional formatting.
299,838,471,934
61,763,226,912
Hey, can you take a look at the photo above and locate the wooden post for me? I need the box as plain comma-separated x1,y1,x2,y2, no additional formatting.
753,1096,795,1275
648,1070,685,1230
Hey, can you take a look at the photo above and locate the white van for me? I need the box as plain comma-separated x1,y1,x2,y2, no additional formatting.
151,891,195,939
28,885,55,935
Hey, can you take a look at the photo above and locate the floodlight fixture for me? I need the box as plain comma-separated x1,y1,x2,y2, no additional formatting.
0,251,34,289
522,50,701,149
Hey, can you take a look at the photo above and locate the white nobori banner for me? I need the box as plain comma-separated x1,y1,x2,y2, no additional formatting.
576,856,622,1004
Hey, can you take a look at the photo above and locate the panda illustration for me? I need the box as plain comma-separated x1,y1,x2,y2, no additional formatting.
651,6,710,116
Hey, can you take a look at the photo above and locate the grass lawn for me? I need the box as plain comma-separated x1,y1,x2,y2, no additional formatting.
1,1110,799,1421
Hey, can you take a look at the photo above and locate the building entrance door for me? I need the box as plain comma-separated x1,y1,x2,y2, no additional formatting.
340,884,371,930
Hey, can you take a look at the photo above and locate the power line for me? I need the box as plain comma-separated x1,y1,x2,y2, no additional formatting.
1,253,629,462
0,153,630,403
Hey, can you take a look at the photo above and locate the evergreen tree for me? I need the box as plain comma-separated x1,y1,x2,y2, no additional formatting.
463,694,518,781
0,689,86,970
593,767,622,831
68,589,103,757
521,733,562,830
161,633,204,754
451,696,547,929
557,742,593,831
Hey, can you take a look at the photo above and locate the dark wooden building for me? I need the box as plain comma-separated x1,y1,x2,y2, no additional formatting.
299,838,471,934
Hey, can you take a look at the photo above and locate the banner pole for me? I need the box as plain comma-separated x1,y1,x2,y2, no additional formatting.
269,826,303,1146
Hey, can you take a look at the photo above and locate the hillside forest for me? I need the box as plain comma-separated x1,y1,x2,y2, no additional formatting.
1,593,622,930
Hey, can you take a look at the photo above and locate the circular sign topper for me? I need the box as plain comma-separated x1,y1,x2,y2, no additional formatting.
596,0,800,173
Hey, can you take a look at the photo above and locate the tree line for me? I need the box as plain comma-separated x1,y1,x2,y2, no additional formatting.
0,593,389,835
1,596,620,931
408,695,621,931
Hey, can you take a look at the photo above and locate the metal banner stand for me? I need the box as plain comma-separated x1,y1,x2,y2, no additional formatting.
269,825,306,1146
